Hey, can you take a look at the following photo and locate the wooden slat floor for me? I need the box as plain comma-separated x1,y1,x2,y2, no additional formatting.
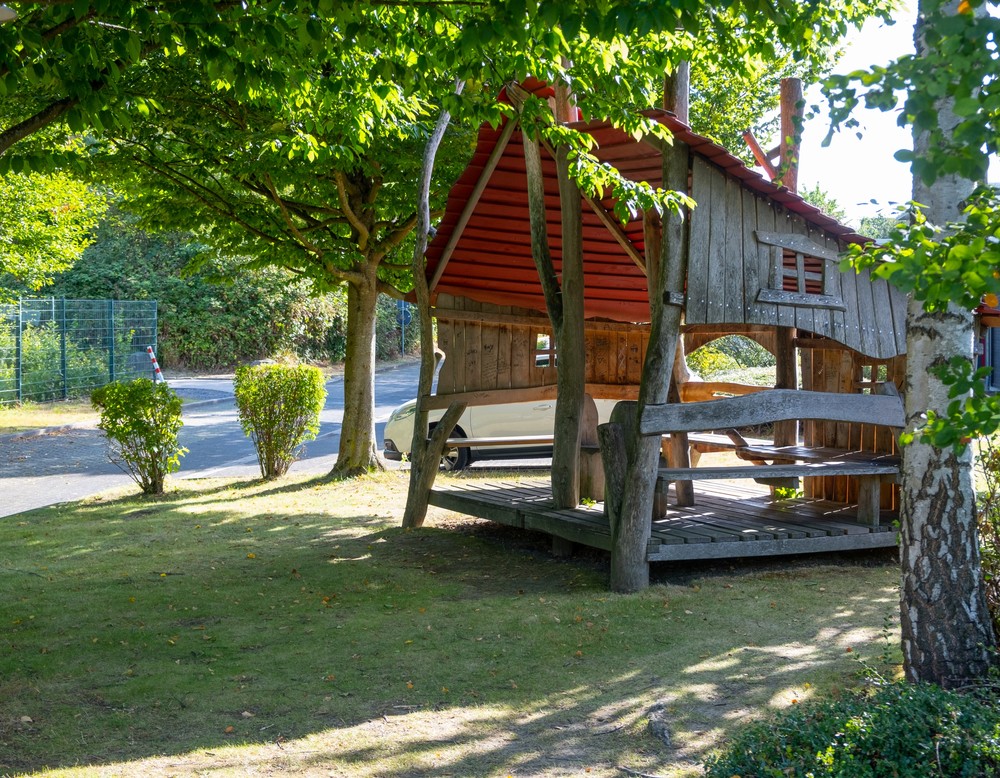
428,477,898,562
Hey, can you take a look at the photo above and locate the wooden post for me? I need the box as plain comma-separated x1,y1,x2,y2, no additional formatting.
779,77,803,193
610,134,690,593
774,326,798,447
663,61,690,123
661,61,694,509
579,394,605,501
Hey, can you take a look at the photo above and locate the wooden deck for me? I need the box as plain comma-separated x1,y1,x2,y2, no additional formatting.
428,477,898,562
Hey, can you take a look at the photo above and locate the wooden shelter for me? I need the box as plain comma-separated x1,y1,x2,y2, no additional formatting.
415,92,908,579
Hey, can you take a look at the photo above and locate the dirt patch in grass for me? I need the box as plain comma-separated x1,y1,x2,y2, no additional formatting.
0,471,901,777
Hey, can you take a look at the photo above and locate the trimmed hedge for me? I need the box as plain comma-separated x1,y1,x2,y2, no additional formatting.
233,364,326,478
92,379,187,495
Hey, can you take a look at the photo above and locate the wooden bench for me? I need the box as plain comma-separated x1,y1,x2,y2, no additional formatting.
637,388,905,527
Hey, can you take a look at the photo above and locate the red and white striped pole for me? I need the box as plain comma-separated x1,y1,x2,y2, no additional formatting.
146,346,166,384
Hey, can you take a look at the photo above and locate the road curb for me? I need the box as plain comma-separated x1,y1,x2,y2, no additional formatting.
0,394,236,443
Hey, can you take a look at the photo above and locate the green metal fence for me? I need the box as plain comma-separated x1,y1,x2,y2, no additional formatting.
0,298,158,405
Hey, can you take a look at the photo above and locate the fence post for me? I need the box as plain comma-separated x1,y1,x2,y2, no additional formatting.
15,298,22,402
107,299,116,383
60,298,68,400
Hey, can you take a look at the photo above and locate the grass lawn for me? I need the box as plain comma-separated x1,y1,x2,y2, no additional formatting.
0,470,901,777
0,399,98,435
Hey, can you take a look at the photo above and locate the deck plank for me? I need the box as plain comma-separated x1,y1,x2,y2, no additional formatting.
429,477,898,562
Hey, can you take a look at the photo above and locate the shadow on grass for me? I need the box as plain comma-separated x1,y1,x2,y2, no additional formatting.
0,475,901,777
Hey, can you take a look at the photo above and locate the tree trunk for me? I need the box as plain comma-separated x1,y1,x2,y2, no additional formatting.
609,139,690,592
401,89,464,529
899,0,996,686
551,145,585,508
332,272,385,477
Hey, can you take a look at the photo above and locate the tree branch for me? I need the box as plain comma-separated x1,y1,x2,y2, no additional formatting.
334,170,370,250
262,172,325,258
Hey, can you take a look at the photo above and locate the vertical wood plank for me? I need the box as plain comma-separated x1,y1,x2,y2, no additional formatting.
479,310,499,390
706,167,729,324
496,305,512,390
465,298,485,392
741,189,761,323
511,322,530,389
754,197,779,326
870,276,897,360
724,176,744,325
838,259,864,356
685,157,713,325
854,267,880,358
592,330,611,384
888,283,908,357
627,330,643,385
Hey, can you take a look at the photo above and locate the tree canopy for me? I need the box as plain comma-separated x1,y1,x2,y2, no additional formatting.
0,170,106,299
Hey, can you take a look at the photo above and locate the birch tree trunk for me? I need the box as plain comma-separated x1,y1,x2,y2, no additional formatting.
899,0,996,686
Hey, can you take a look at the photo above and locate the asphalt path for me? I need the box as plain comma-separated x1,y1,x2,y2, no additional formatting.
0,361,424,518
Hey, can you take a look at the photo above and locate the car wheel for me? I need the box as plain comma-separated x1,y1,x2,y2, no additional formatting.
432,424,471,472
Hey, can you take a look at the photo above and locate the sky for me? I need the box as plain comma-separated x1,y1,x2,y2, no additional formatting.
796,3,999,226
797,7,917,225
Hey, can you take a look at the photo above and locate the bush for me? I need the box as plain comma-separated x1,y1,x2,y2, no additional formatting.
686,345,740,378
977,437,1000,637
704,682,1000,777
91,379,187,495
233,364,326,478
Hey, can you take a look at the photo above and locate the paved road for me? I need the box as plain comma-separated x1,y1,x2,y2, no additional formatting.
0,362,423,518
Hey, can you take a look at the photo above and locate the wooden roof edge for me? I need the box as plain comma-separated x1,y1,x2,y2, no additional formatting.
574,108,870,246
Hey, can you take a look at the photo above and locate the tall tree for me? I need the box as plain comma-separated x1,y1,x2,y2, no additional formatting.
99,56,468,475
0,170,106,299
826,0,1000,684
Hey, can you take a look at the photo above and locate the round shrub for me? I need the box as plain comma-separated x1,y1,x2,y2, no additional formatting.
91,379,186,494
704,682,1000,778
233,364,327,478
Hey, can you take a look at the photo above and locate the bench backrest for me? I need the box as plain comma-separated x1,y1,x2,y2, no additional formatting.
638,389,905,436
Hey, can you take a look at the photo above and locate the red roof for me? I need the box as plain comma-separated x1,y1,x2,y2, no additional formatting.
427,109,866,323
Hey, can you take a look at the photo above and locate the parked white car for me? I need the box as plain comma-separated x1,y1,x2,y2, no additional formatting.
383,397,619,470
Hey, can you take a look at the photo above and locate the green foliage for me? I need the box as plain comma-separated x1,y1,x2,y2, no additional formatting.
686,345,739,378
50,212,363,369
824,0,1000,188
857,214,901,240
0,172,107,300
0,320,110,403
233,364,326,479
687,336,774,378
846,188,1000,445
800,184,848,223
91,378,186,495
704,682,1000,778
977,437,1000,639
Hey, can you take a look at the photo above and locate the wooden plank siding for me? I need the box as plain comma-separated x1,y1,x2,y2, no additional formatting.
434,297,651,398
683,159,905,360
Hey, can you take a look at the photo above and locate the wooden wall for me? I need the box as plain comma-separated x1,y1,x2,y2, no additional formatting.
685,156,907,361
434,293,649,397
